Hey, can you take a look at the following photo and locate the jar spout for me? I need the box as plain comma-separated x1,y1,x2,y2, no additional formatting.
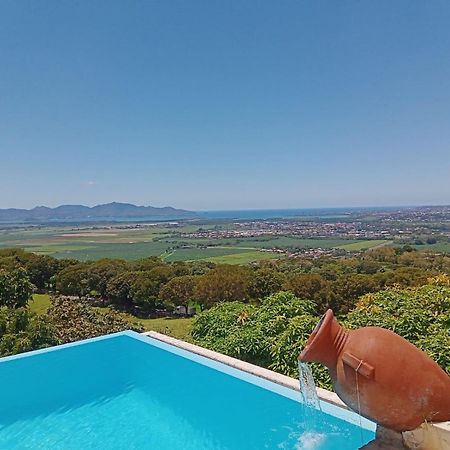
299,309,345,370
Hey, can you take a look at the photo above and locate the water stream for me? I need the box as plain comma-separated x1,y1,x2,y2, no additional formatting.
297,362,326,449
298,362,321,410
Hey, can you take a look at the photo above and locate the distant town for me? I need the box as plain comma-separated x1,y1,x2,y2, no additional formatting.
1,205,448,261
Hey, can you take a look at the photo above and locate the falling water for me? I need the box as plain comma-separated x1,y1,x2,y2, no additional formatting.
297,362,325,450
298,362,321,410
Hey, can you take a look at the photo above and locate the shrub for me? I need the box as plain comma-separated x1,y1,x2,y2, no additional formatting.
0,307,57,356
345,279,450,374
192,292,331,386
47,297,143,344
192,283,449,390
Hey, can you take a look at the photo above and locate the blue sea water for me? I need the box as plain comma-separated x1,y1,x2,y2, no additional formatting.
0,333,374,449
0,206,403,225
200,206,402,220
201,208,350,220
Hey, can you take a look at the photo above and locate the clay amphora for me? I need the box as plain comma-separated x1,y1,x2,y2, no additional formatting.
299,309,450,431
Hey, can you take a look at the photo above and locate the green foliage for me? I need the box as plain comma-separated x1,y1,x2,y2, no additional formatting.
0,268,34,308
55,262,91,296
249,267,285,300
106,269,170,313
47,297,143,344
0,247,448,394
284,273,332,312
193,302,256,341
0,307,57,356
85,259,128,297
269,315,330,387
193,283,450,389
159,275,196,307
194,265,252,307
192,292,331,385
345,279,450,374
0,249,61,289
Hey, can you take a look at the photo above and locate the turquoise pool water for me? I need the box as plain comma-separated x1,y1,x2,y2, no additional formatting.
0,332,374,449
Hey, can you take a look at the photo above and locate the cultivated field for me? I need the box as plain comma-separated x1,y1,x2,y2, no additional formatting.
2,221,436,262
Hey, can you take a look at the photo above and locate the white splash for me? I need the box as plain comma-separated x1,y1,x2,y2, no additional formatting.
295,432,326,450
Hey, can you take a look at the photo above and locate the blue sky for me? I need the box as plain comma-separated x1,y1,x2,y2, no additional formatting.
0,1,449,210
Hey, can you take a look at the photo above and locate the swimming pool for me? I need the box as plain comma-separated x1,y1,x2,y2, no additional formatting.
0,331,375,449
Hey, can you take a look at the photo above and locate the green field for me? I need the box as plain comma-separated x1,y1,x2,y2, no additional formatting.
35,241,172,260
164,247,255,262
139,317,194,341
164,236,364,249
30,294,52,314
411,241,450,253
0,225,352,262
3,223,437,262
200,250,279,264
336,239,390,251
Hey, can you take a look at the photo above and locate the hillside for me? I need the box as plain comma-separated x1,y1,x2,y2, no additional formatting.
0,202,197,222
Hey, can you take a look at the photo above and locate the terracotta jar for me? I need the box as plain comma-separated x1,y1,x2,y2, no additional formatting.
299,309,450,431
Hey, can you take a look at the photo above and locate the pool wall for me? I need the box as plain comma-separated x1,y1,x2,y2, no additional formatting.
143,331,450,450
142,331,374,430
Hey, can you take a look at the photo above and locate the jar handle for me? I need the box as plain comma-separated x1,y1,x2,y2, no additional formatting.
342,352,375,379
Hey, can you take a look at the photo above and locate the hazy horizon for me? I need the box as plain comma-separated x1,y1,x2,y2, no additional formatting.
1,1,449,209
0,201,448,213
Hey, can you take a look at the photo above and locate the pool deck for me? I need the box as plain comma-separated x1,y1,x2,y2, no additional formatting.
143,331,450,450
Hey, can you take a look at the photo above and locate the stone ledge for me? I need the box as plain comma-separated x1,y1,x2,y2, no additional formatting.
403,421,450,450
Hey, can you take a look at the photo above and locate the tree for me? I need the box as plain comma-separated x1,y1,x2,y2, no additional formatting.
159,275,196,310
0,249,61,290
55,263,91,297
170,261,191,277
22,254,61,290
87,259,128,298
249,268,285,300
332,273,380,313
0,268,34,308
284,273,331,313
106,271,136,308
107,269,170,314
129,272,164,313
194,265,251,308
132,257,165,272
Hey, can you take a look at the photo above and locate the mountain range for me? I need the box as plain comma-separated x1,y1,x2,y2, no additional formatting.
0,202,197,222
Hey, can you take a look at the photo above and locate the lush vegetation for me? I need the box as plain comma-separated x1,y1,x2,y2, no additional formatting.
0,296,141,358
47,297,143,343
0,245,448,393
29,292,194,340
1,245,449,320
193,279,450,389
